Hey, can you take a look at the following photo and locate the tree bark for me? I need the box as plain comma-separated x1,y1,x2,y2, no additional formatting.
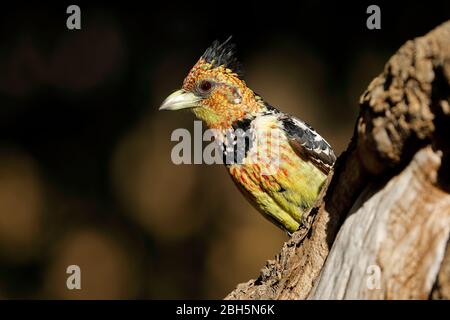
226,20,450,300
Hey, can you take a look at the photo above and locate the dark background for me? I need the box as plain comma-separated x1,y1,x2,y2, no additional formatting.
0,1,448,299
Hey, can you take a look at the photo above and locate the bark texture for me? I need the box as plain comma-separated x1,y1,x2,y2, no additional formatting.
226,20,450,300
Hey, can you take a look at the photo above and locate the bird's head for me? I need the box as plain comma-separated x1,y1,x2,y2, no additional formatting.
159,38,263,129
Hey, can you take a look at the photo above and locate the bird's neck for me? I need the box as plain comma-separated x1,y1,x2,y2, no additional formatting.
197,93,266,131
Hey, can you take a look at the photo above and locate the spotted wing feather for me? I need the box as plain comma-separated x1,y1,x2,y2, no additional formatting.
280,115,336,174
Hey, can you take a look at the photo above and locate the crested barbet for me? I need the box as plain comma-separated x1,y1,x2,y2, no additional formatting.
160,38,336,234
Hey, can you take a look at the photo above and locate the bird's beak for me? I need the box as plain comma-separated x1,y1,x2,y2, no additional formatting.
159,89,201,111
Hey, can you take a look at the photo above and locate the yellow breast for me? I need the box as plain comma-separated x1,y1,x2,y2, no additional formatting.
227,119,327,233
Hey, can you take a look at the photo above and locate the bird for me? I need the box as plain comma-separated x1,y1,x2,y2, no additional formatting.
159,37,336,235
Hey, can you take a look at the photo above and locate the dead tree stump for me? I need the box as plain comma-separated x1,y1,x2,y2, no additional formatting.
226,20,450,300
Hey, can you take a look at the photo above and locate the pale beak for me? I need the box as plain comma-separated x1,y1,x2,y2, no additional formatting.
159,89,201,111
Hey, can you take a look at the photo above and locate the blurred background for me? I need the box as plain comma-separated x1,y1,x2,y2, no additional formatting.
0,1,448,299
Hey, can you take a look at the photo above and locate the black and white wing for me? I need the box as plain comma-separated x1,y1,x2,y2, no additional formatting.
280,114,336,174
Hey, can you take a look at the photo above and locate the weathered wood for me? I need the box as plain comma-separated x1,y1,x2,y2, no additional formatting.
431,242,450,299
309,147,450,299
226,20,450,300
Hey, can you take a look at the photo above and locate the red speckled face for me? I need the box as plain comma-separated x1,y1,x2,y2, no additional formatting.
181,59,262,129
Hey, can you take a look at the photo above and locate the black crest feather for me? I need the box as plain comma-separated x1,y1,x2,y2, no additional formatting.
201,36,242,76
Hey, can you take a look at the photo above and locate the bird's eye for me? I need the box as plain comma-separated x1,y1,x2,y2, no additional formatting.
199,80,213,93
